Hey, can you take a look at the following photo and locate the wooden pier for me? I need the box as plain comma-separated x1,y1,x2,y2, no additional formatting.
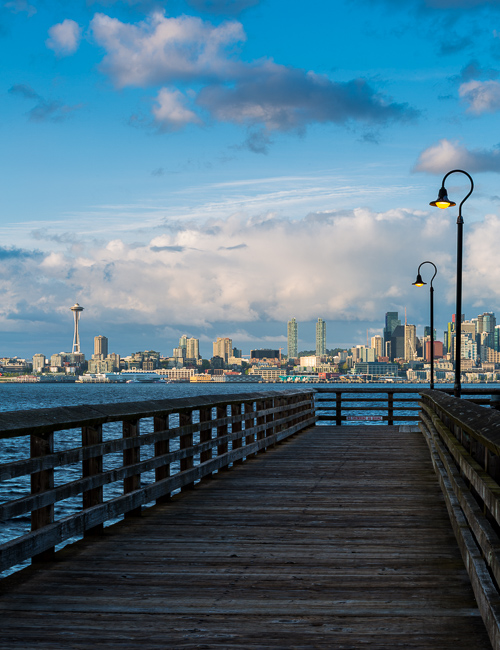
0,422,492,648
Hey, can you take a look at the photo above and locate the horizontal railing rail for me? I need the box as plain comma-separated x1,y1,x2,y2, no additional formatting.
419,389,500,650
0,389,316,575
315,386,500,426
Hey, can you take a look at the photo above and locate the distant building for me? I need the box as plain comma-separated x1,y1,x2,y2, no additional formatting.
186,337,199,362
371,335,383,358
404,324,417,362
316,318,326,356
213,337,232,363
383,312,400,352
250,349,280,361
94,335,108,359
32,353,46,372
287,317,298,359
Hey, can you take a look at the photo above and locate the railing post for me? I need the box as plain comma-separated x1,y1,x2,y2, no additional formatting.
180,410,194,489
245,400,256,456
232,403,243,465
266,397,275,447
216,404,228,464
30,429,55,563
336,392,342,426
123,418,141,517
199,406,213,466
388,392,394,426
82,424,103,536
256,398,266,453
154,414,170,505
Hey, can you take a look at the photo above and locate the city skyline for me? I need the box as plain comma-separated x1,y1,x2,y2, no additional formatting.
2,0,500,356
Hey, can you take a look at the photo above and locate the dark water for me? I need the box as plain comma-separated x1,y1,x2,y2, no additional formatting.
0,381,435,577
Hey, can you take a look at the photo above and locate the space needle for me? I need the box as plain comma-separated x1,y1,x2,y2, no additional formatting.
70,303,84,353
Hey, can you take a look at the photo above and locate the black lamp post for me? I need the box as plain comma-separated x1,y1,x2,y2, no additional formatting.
429,169,474,398
413,261,437,389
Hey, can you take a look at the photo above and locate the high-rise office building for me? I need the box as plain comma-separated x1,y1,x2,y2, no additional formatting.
383,312,400,350
94,335,108,359
213,337,232,363
477,312,496,349
316,318,326,356
404,324,417,361
287,318,298,359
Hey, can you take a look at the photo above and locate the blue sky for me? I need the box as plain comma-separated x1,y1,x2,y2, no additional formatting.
2,0,500,359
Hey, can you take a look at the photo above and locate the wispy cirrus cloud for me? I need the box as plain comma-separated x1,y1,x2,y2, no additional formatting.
8,84,82,122
414,139,500,173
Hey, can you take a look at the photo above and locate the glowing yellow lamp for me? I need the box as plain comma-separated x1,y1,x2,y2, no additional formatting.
412,273,426,287
429,186,456,209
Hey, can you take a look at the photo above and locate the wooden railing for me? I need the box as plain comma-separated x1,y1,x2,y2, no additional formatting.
315,386,499,426
419,390,500,649
0,389,315,575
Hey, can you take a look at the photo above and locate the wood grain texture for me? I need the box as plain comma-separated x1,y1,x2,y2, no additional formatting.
0,425,492,649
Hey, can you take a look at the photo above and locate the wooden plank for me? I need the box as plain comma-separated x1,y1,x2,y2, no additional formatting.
0,425,491,649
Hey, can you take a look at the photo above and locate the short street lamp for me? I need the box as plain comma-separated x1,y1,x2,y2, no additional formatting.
413,262,437,389
429,169,474,398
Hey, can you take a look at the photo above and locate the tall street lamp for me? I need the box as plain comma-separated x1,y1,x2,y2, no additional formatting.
413,261,437,389
429,169,474,398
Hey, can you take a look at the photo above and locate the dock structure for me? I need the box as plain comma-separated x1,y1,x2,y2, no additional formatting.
1,388,500,648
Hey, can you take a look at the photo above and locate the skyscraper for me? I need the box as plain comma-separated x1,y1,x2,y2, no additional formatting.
70,303,84,354
316,318,326,356
371,335,383,358
94,335,108,359
287,318,298,359
383,312,400,351
213,337,232,363
186,337,199,362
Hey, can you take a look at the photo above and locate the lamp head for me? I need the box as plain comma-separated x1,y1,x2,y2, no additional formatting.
430,186,456,209
412,273,426,287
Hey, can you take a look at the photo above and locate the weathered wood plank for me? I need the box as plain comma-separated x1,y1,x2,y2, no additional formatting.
0,425,491,649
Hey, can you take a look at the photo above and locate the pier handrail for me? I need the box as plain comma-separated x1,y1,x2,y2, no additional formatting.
419,389,500,648
314,385,497,426
0,389,316,575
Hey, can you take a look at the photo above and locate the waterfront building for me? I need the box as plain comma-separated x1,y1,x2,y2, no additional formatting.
353,362,399,377
213,337,232,363
316,318,326,356
32,353,46,372
94,335,108,359
287,318,298,359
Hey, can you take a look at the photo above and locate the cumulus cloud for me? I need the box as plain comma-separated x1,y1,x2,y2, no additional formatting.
459,79,500,114
90,10,418,138
152,87,201,130
46,19,81,56
91,11,245,87
198,63,417,132
467,214,500,305
8,84,82,122
414,139,500,173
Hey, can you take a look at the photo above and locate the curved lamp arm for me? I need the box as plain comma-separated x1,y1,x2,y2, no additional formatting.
432,169,474,224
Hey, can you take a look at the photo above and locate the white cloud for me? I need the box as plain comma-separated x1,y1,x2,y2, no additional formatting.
46,19,82,57
152,88,201,131
414,139,500,173
459,79,500,114
91,11,245,87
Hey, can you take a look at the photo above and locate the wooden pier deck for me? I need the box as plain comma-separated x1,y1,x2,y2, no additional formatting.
0,425,492,649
